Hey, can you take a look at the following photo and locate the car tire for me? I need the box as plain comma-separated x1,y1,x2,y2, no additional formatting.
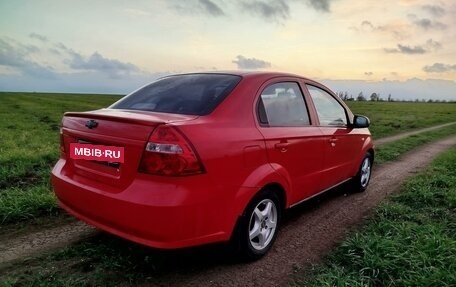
353,152,373,192
233,189,281,261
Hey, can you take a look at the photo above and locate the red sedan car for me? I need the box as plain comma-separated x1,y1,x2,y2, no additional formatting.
52,72,373,260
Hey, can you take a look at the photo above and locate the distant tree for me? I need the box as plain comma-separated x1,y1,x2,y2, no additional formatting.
387,94,392,102
427,99,434,103
343,91,349,101
357,92,366,101
370,92,379,101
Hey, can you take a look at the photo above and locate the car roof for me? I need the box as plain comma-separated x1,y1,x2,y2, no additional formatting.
163,70,314,82
158,71,333,94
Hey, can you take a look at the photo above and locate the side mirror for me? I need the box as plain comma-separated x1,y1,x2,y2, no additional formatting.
352,115,370,128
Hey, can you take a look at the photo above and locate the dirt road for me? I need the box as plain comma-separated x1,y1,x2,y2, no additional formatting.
0,221,95,266
1,135,455,286
375,122,455,145
131,135,454,287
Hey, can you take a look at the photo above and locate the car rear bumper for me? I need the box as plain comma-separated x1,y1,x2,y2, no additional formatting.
51,159,241,249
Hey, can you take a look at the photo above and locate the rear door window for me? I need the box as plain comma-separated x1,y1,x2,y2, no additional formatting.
110,74,241,115
258,82,310,127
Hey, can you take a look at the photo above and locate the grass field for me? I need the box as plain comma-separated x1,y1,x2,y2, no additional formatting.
345,101,456,138
2,142,455,286
375,124,456,164
300,147,456,286
0,92,120,224
0,92,455,225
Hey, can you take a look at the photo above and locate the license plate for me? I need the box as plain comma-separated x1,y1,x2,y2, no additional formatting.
70,143,124,163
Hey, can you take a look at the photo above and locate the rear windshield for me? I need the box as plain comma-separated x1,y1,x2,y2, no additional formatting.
110,74,242,115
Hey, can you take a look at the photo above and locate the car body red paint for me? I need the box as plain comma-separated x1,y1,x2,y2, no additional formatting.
51,71,374,254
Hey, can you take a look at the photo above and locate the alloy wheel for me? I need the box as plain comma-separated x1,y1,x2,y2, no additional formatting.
248,199,278,251
360,157,371,188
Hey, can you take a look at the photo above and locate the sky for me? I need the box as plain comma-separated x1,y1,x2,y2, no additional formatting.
0,0,455,100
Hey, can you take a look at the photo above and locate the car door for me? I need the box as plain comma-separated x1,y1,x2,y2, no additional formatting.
256,80,326,204
305,84,363,188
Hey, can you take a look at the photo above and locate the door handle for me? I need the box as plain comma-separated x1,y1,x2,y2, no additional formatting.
274,142,289,152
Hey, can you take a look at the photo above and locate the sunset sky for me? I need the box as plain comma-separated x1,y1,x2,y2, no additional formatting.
1,0,455,100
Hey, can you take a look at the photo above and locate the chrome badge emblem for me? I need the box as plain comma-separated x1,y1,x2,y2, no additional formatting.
85,119,98,129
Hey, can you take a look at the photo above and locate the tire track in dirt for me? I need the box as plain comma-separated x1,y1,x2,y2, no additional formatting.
1,135,455,285
375,122,456,145
0,222,96,266
140,135,456,286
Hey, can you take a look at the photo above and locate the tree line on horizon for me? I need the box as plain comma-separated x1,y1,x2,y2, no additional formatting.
336,91,456,103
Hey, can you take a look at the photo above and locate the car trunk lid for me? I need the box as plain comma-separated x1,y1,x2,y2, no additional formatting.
61,109,198,191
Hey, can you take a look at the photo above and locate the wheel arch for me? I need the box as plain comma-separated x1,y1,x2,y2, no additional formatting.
367,147,375,163
239,182,287,217
228,181,287,254
350,137,375,177
259,182,287,211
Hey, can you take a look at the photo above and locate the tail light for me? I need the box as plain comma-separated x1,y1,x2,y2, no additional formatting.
139,125,205,176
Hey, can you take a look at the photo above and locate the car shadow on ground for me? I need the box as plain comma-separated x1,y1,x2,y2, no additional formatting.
75,183,353,280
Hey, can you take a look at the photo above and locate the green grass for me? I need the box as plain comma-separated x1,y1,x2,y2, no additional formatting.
2,135,455,287
0,93,455,225
0,227,224,286
375,124,456,164
346,101,456,138
0,235,151,286
299,148,456,287
0,94,455,286
0,92,121,224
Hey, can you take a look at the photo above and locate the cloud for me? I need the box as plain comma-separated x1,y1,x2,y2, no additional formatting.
49,48,61,55
29,32,48,42
354,20,410,40
413,18,446,30
424,39,442,50
2,35,144,80
0,36,163,93
422,5,445,17
384,44,426,54
384,39,441,55
307,0,332,12
364,72,373,76
423,63,456,73
170,0,225,17
67,52,140,78
0,38,55,78
240,0,333,23
408,14,447,30
0,70,168,94
50,42,141,78
232,55,271,69
241,0,290,22
361,20,374,30
169,0,333,23
199,0,225,16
